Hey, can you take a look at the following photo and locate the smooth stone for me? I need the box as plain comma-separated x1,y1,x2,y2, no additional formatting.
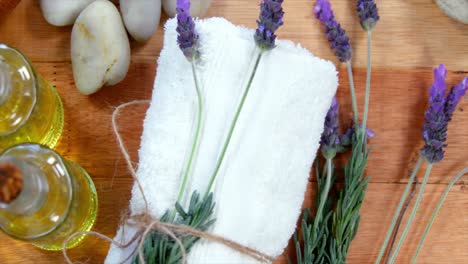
162,0,212,17
120,0,161,42
71,0,131,95
40,0,95,26
435,0,468,24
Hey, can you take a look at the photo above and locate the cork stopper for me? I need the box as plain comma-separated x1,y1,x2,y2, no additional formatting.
0,163,23,203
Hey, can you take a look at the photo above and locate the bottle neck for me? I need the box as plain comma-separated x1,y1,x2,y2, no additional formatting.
0,57,12,105
0,157,48,215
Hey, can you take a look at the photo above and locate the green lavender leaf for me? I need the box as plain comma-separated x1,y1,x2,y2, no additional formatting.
292,129,370,264
329,130,370,263
134,191,215,264
293,158,335,264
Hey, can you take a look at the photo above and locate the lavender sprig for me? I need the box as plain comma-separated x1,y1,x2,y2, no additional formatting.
176,0,199,61
386,66,468,264
302,3,373,264
293,100,340,264
358,0,379,146
174,0,205,207
316,99,341,231
137,2,214,262
205,0,284,196
314,0,352,62
254,0,285,50
357,0,380,31
314,0,359,127
293,92,374,263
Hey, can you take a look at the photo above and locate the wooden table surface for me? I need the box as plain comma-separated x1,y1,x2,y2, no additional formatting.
0,0,467,263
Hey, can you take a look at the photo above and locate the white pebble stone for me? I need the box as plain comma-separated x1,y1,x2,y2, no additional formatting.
71,0,131,95
120,0,162,42
40,0,95,26
435,0,468,24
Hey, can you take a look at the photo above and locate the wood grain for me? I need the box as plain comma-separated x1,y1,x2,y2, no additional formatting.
0,181,466,263
0,0,467,263
36,63,468,185
1,0,468,68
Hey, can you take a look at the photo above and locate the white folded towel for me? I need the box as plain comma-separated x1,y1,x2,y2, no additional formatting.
105,17,338,264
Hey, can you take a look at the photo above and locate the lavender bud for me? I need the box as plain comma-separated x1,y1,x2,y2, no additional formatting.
445,77,468,121
321,97,340,159
338,123,375,153
176,0,199,61
314,0,352,62
357,0,380,31
254,0,285,51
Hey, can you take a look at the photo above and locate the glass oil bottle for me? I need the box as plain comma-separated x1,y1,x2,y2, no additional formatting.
0,44,64,151
0,143,98,250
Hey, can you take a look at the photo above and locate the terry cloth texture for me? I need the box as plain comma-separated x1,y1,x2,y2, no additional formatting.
106,17,338,263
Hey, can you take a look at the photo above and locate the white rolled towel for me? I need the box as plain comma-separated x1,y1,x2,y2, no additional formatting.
105,17,338,263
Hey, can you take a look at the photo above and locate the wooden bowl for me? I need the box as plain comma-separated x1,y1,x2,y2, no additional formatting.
0,0,21,16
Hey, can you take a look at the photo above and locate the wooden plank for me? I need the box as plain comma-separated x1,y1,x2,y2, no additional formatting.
281,182,468,264
0,182,465,263
349,182,468,264
0,0,467,263
1,0,468,68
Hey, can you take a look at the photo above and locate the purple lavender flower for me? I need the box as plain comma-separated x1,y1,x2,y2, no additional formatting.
254,0,285,50
357,0,380,31
314,0,352,62
445,77,468,121
321,97,340,158
320,98,375,156
421,65,467,164
338,123,375,152
176,0,199,60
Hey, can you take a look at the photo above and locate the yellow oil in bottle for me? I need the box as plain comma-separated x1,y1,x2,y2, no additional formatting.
29,161,98,250
0,143,98,250
0,44,64,151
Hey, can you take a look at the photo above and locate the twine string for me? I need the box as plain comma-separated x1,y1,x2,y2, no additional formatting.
62,100,274,264
111,100,151,214
62,230,144,264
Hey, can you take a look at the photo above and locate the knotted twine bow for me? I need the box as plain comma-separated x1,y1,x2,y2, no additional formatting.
62,100,275,264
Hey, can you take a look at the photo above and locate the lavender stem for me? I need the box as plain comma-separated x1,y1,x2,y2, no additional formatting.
170,62,204,222
388,162,434,264
375,156,423,264
313,158,333,231
346,61,359,127
176,62,204,203
385,178,418,264
204,51,263,197
411,167,468,263
362,30,372,144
